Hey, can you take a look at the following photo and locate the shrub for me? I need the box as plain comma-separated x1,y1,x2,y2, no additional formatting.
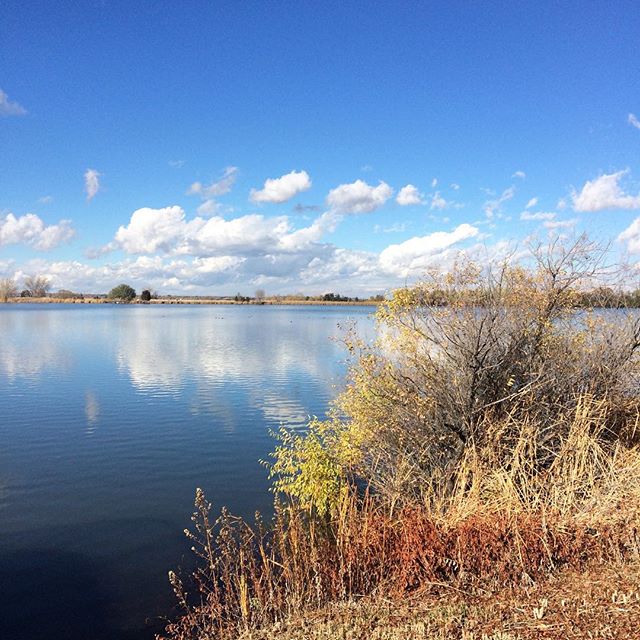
56,289,83,300
269,236,640,513
141,289,151,301
108,283,136,302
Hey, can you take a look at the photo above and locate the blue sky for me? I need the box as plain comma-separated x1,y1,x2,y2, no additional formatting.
1,1,640,295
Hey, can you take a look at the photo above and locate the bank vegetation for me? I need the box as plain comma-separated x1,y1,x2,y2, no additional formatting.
155,236,640,637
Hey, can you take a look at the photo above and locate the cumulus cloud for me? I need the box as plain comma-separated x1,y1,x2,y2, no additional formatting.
84,169,101,201
0,89,26,116
572,170,640,212
618,218,640,253
188,166,238,198
512,170,526,179
326,179,392,214
431,178,438,188
450,183,460,191
525,197,538,209
629,113,640,130
396,184,424,206
484,186,515,219
250,170,311,204
0,212,75,250
38,195,54,205
520,211,556,221
379,223,479,276
112,205,340,258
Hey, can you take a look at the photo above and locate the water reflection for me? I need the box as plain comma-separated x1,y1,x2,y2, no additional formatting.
113,306,360,428
0,310,70,380
85,390,100,434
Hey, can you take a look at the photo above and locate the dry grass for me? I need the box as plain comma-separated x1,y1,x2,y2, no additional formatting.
236,559,640,640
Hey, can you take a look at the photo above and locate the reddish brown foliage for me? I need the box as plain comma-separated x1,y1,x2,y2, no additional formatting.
157,493,639,640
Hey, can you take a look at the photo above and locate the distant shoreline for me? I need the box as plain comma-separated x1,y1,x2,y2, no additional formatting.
2,297,381,307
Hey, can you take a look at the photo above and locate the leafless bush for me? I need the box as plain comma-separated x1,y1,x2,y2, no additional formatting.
0,277,17,302
24,274,51,298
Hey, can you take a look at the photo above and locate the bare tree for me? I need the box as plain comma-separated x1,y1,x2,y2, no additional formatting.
255,288,266,302
0,278,17,302
24,275,51,298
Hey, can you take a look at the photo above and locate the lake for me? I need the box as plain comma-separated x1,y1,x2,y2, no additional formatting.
0,303,375,640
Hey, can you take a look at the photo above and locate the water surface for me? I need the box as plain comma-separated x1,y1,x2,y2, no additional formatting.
0,303,374,639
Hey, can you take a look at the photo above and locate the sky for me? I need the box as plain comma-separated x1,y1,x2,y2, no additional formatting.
1,0,640,296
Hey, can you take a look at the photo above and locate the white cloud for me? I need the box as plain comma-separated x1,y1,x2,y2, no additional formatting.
520,211,555,221
512,170,526,179
525,197,538,209
196,199,223,217
396,184,424,206
250,170,311,204
483,186,515,219
430,191,449,210
618,218,640,253
572,170,640,212
169,159,186,168
326,179,392,214
0,259,16,276
450,183,460,191
84,169,101,201
628,113,640,130
188,166,238,198
0,212,75,250
374,223,407,234
543,218,577,229
431,178,438,188
112,205,342,257
0,89,26,116
379,223,479,276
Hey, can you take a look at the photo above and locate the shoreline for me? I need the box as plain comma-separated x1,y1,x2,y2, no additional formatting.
1,297,381,307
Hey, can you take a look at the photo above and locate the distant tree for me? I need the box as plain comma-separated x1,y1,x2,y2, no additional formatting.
255,288,265,303
0,278,17,302
141,289,152,302
57,289,83,300
108,283,136,302
20,290,31,298
24,275,51,298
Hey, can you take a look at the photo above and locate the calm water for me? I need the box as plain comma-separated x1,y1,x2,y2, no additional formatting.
0,304,374,640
